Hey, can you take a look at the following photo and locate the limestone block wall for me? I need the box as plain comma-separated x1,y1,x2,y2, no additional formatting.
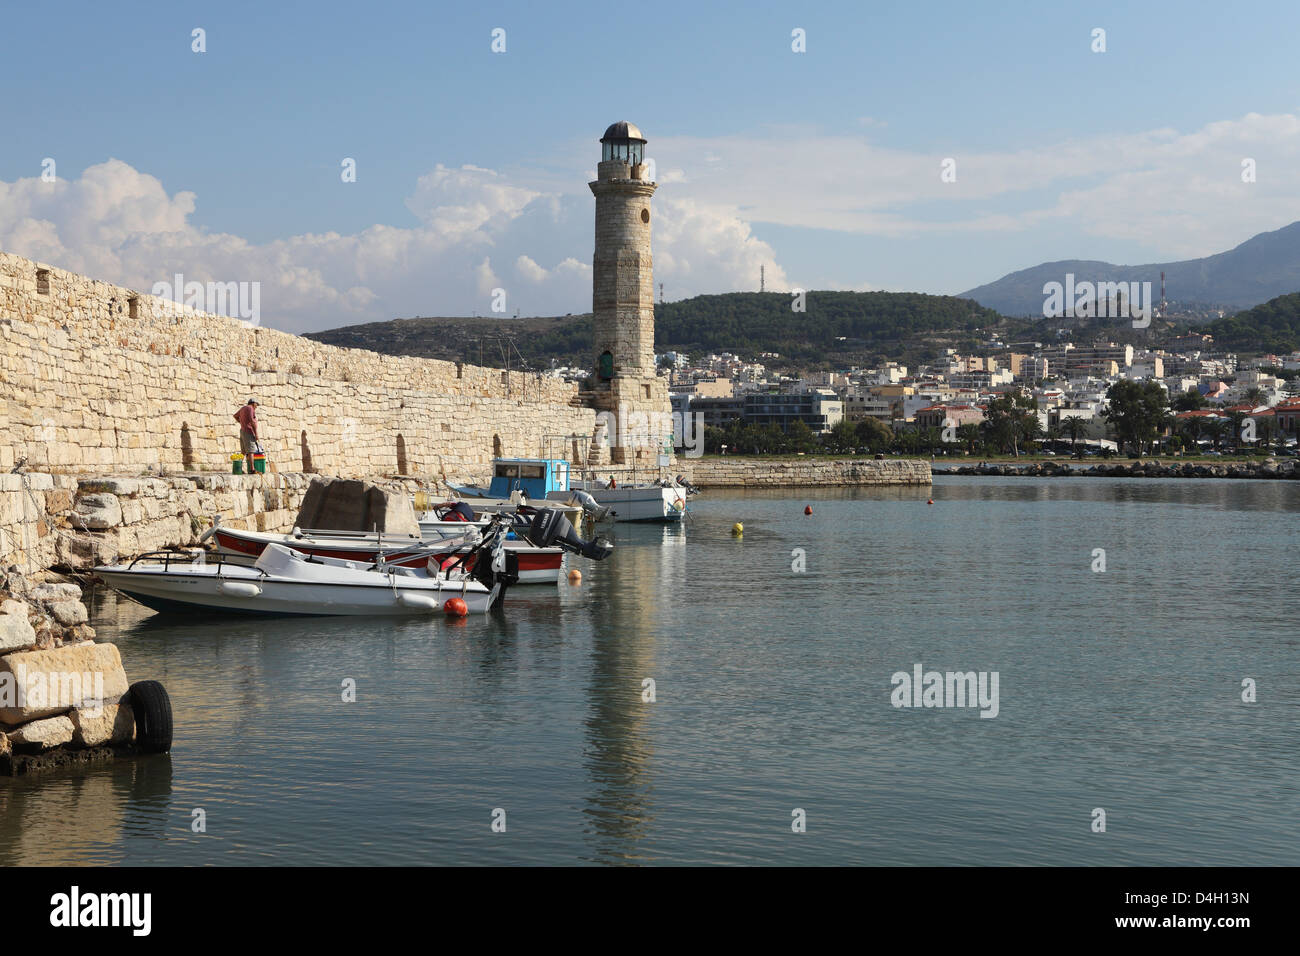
677,457,933,487
0,471,463,574
0,251,595,477
1,573,140,775
0,472,322,573
592,374,674,467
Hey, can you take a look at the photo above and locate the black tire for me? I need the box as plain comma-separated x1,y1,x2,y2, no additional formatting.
128,680,173,754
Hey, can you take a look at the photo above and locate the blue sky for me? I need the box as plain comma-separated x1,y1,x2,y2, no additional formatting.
2,0,1299,331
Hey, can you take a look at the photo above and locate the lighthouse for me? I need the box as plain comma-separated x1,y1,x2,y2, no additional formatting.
588,121,671,466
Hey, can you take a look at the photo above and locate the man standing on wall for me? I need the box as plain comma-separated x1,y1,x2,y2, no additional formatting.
234,399,260,461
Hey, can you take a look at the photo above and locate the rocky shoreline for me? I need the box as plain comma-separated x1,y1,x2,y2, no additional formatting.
945,458,1300,479
1,569,157,776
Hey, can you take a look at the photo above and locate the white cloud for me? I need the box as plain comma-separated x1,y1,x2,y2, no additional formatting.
3,111,1294,332
514,255,549,283
0,159,785,332
653,112,1300,255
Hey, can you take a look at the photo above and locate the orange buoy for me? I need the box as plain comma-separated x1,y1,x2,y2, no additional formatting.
568,569,582,585
927,499,934,505
444,597,469,617
804,505,813,515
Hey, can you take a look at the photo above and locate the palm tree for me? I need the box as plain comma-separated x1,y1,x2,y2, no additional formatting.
1018,413,1043,455
1226,411,1248,453
1203,418,1229,453
1062,416,1091,457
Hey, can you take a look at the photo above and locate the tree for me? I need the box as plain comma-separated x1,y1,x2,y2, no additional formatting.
982,393,1039,456
1243,386,1266,407
1202,417,1229,453
1104,380,1170,456
823,418,859,454
1062,416,1091,457
855,417,894,451
1172,390,1207,412
1178,416,1205,454
785,420,816,453
1226,411,1248,453
956,423,983,455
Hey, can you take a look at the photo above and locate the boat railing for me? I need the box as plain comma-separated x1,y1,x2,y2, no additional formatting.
125,550,254,574
282,526,424,540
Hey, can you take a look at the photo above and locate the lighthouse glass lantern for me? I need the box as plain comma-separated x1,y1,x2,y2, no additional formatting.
600,121,646,165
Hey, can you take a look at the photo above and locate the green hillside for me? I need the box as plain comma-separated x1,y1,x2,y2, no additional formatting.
305,290,1017,370
1203,292,1300,353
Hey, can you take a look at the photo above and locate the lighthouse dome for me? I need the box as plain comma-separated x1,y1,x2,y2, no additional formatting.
600,121,645,143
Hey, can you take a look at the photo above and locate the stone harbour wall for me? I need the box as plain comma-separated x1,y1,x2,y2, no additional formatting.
0,471,327,573
678,456,933,488
1,573,137,775
0,250,596,477
0,471,461,574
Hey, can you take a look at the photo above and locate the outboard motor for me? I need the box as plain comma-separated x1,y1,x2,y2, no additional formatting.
458,529,518,608
526,508,614,560
567,489,611,520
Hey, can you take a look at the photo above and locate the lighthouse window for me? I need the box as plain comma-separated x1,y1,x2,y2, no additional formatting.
602,141,644,163
641,209,650,223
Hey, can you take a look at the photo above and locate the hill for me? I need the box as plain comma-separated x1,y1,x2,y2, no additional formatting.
305,291,1019,370
1203,292,1300,353
961,221,1300,316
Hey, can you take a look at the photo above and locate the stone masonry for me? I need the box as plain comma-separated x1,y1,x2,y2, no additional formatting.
588,135,673,468
0,250,596,477
677,457,933,487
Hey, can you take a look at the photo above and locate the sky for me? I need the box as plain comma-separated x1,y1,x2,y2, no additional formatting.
2,0,1300,332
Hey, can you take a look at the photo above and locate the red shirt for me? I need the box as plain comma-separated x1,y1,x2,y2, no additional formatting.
234,405,258,437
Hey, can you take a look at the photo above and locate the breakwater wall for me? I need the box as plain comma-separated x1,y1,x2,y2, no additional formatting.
1,573,140,775
0,471,345,573
678,457,932,487
947,459,1300,479
0,251,595,477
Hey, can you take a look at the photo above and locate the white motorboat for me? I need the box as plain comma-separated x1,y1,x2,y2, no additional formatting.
437,455,695,523
549,479,689,522
96,542,506,617
199,507,613,587
205,520,567,584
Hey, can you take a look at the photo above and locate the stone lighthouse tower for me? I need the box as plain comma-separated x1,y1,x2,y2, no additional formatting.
588,121,671,466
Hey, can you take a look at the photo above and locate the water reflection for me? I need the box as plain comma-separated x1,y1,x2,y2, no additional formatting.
0,755,174,866
579,524,689,863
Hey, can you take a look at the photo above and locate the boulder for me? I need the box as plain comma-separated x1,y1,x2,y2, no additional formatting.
0,602,36,654
292,477,420,536
8,714,75,752
69,701,135,747
73,493,123,530
29,582,83,603
48,601,89,627
0,642,129,724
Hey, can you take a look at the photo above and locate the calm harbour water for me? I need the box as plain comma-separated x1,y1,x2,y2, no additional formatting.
2,475,1297,866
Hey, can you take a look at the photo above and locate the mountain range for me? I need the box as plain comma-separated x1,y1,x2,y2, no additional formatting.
960,221,1300,317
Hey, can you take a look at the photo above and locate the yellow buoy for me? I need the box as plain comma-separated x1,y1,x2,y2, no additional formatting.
732,522,744,536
